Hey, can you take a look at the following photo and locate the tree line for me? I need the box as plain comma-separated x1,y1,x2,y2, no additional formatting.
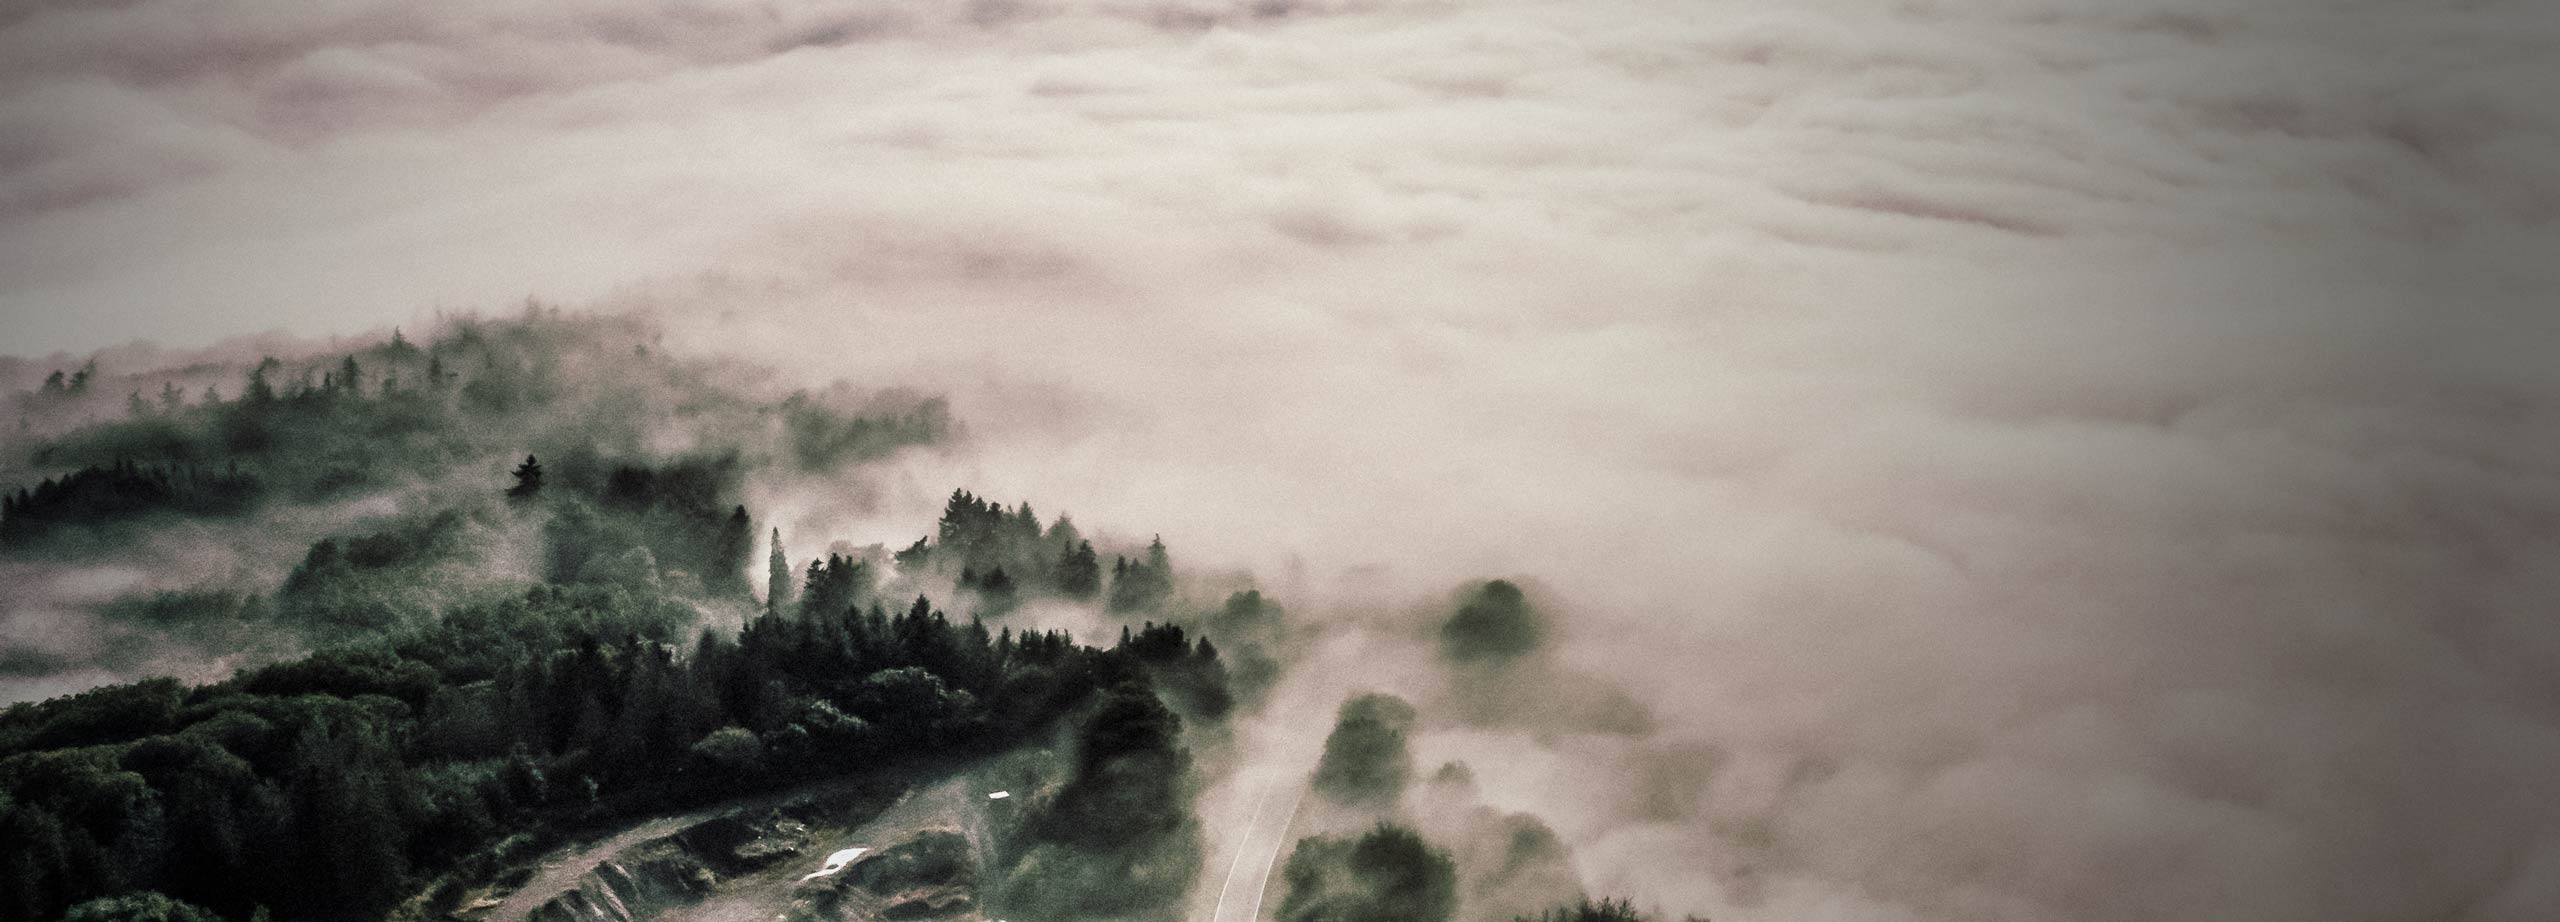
0,574,1228,922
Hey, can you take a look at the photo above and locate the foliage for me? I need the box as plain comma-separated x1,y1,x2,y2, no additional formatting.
994,677,1204,921
1515,898,1690,922
0,577,1205,922
62,893,226,922
1440,580,1542,664
1107,536,1174,614
1310,694,1417,809
4,312,946,559
1276,824,1457,922
0,461,261,549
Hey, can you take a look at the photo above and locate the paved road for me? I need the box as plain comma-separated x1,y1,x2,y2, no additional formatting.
1209,774,1307,922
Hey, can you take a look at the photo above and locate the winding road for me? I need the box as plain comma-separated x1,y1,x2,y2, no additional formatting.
1208,774,1307,922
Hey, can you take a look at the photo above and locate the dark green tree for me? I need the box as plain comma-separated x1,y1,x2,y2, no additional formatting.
1276,824,1456,922
1516,899,1688,922
243,359,278,405
1055,540,1101,599
507,455,543,500
1440,580,1542,664
708,506,753,596
1311,694,1417,808
766,528,791,618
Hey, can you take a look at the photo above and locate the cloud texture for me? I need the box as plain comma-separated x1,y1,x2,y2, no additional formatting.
6,0,2560,920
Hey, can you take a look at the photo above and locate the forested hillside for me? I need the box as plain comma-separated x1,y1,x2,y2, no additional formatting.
1,312,1666,922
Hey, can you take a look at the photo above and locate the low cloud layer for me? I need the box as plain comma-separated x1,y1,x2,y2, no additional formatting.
7,1,2560,921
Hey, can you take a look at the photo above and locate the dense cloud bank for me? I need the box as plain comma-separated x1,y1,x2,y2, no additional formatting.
6,0,2560,921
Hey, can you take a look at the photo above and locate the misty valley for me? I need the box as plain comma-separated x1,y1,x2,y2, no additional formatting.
0,311,1683,922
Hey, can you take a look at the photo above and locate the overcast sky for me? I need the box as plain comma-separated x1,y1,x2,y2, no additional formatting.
6,1,2560,921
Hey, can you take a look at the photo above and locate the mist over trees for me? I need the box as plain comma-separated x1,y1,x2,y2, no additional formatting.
1,310,945,558
1311,693,1418,810
0,312,1250,922
1276,824,1458,922
0,565,1225,922
0,311,1649,922
1439,580,1542,665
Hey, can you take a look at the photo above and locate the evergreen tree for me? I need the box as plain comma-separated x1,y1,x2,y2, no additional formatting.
507,455,543,500
1277,825,1456,922
893,536,932,575
1107,536,1173,613
243,359,278,405
709,506,753,597
766,529,791,618
1516,900,1664,922
1055,540,1101,599
157,382,183,413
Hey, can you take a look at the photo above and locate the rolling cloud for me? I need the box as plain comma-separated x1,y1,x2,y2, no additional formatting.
5,1,2558,921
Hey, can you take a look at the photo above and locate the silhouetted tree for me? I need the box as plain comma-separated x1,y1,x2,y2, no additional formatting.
708,506,753,596
767,529,791,618
1441,580,1542,664
507,455,543,500
1107,536,1173,612
243,359,278,405
1516,899,1659,922
1055,540,1101,599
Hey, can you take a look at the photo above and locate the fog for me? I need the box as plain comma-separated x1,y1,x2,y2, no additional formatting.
7,0,2560,920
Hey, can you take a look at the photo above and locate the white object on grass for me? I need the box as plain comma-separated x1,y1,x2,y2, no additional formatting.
797,846,868,882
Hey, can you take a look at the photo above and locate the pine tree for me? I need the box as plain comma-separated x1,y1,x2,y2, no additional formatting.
710,506,753,597
766,529,791,618
244,359,278,405
507,455,543,500
1056,540,1101,599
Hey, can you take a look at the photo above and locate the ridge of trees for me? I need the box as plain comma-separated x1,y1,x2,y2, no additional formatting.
876,488,1176,616
3,312,948,557
0,578,1212,922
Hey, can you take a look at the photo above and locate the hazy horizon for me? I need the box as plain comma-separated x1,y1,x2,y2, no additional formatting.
6,1,2559,921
